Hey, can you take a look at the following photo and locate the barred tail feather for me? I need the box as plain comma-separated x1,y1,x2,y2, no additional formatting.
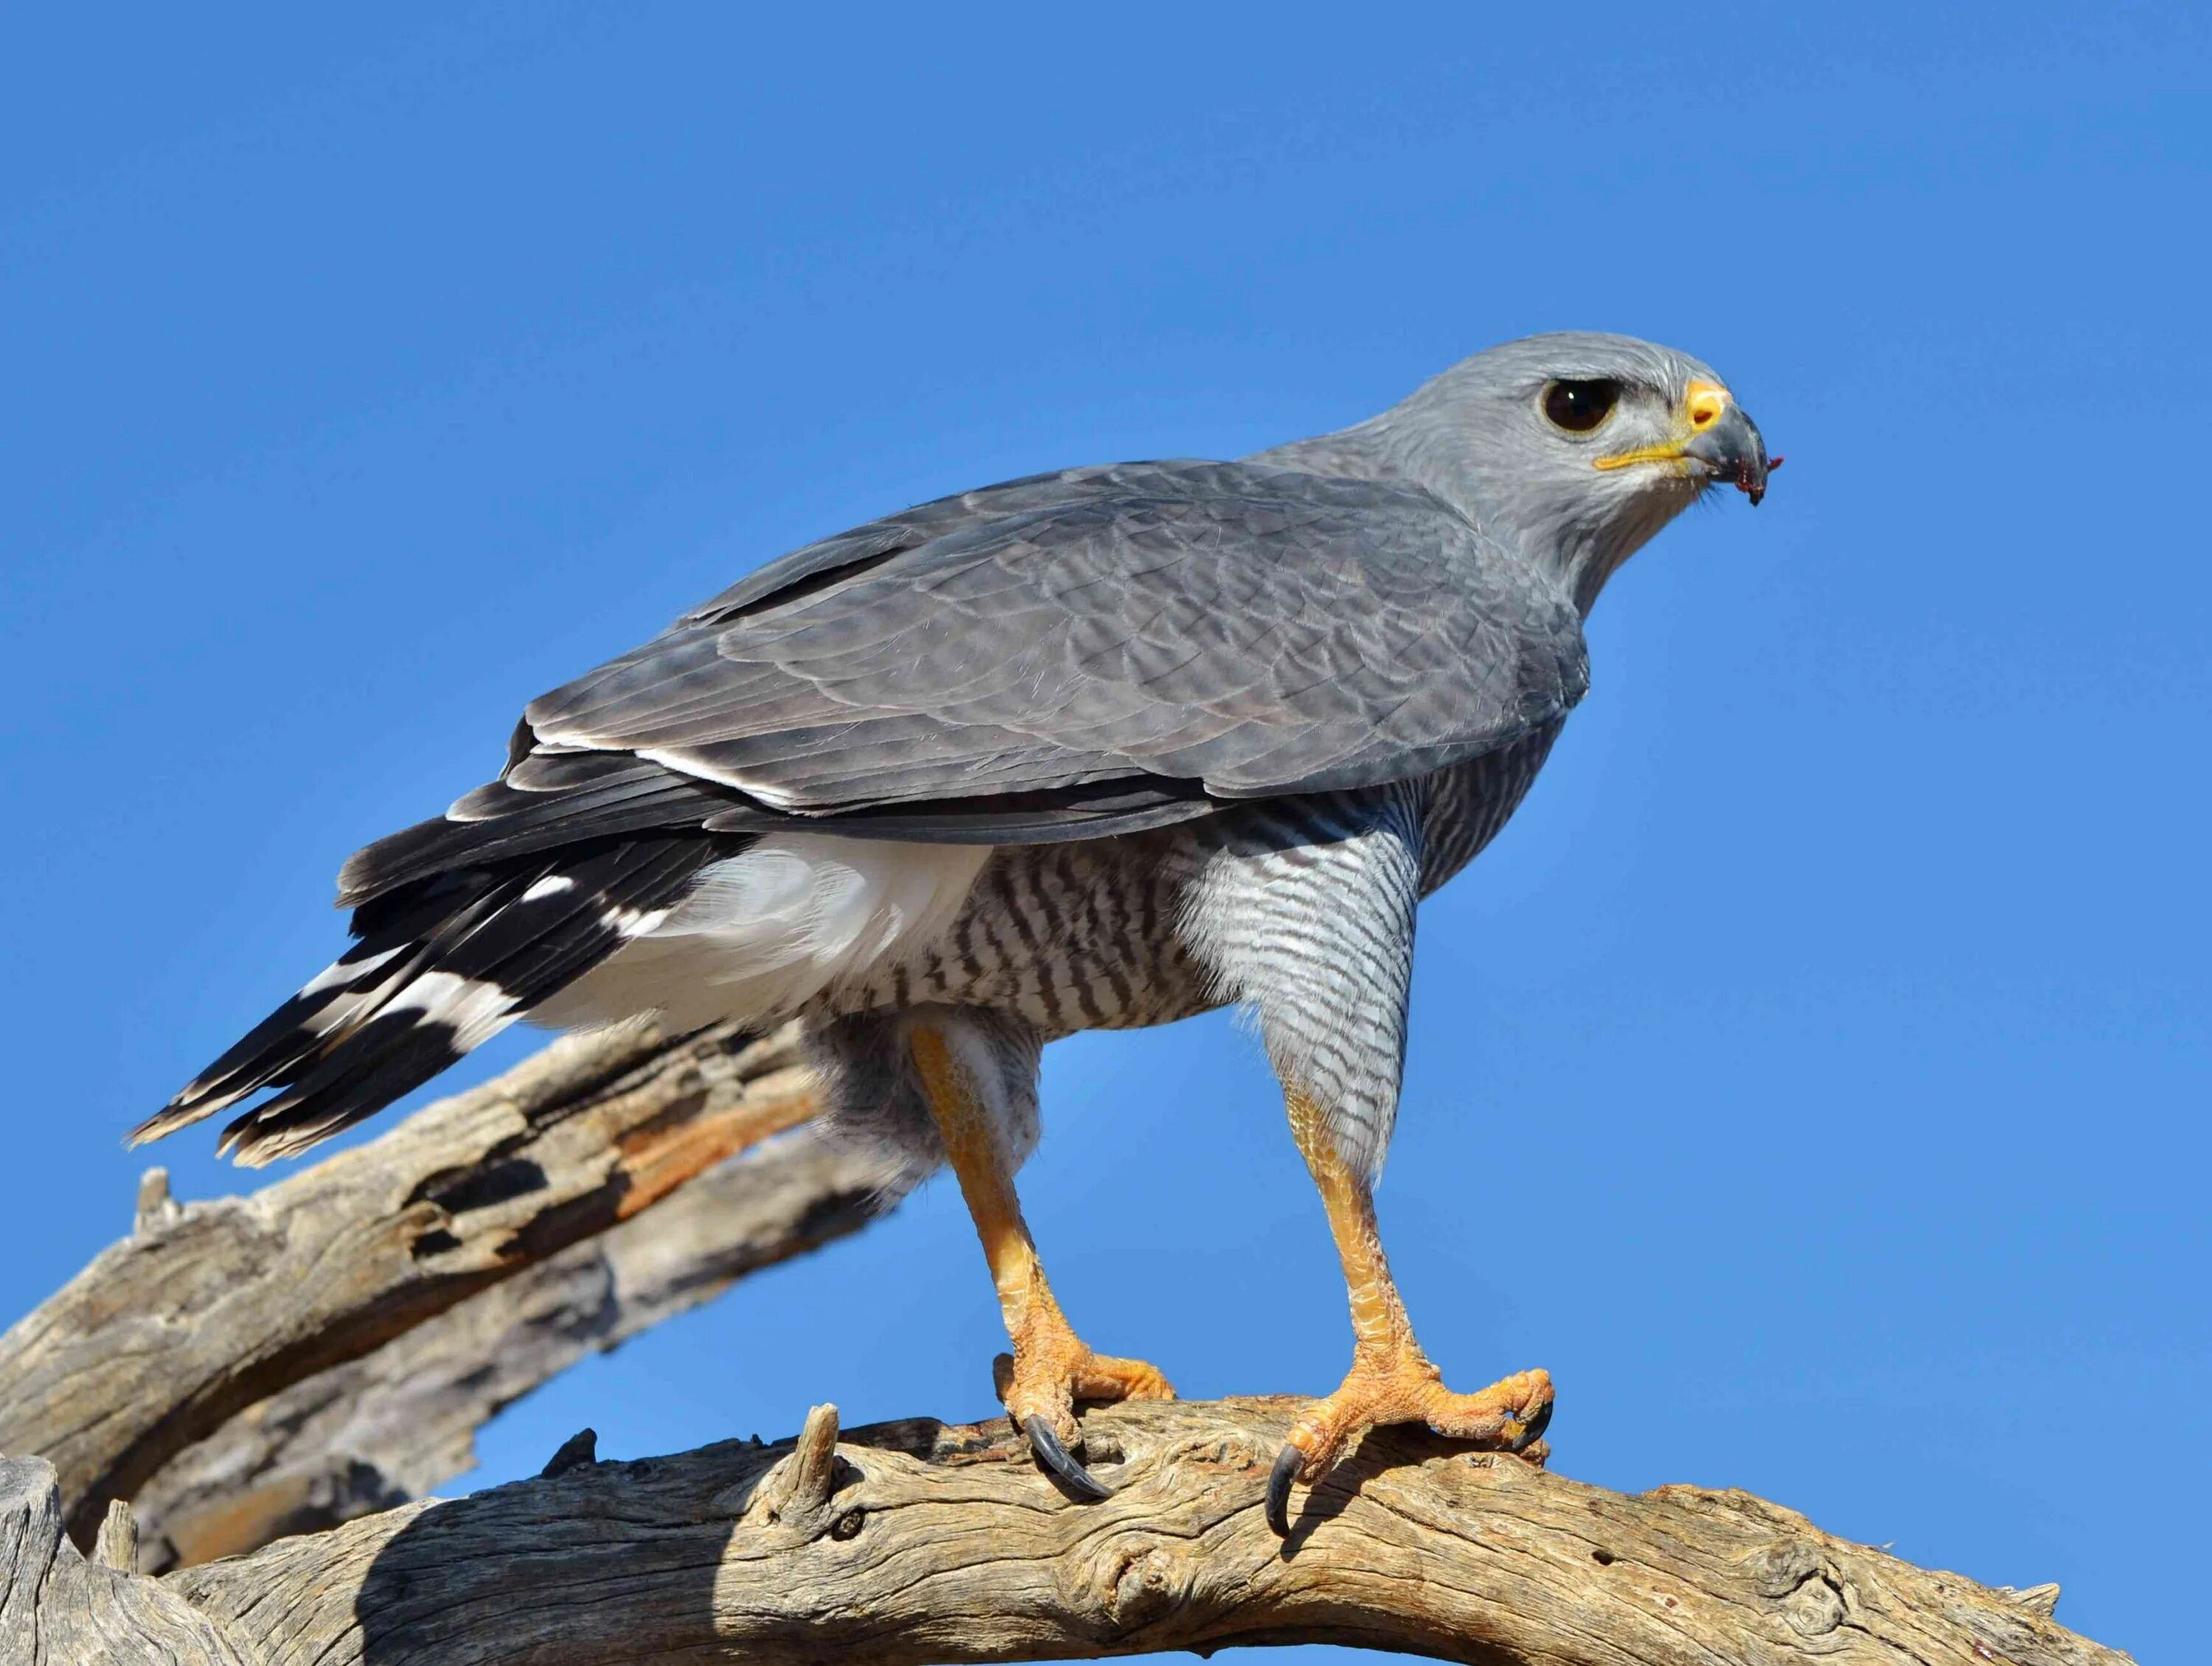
138,835,738,1165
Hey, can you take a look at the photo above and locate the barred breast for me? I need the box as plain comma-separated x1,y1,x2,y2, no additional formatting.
540,725,1560,1043
827,722,1561,1038
821,821,1215,1034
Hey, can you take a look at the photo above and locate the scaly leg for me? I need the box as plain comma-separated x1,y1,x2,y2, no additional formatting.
1266,1087,1554,1536
910,1024,1173,1497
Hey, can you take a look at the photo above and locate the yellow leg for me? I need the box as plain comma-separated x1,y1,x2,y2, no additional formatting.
1267,1089,1553,1535
910,1025,1172,1494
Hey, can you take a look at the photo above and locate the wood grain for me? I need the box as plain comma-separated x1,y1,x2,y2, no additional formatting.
0,1016,815,1547
2,1400,2129,1665
128,1119,903,1569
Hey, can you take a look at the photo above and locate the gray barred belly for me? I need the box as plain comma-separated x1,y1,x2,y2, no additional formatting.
822,724,1560,1041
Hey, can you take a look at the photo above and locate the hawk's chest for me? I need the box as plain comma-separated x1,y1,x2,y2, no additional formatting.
818,722,1565,1038
1414,723,1565,898
821,826,1216,1036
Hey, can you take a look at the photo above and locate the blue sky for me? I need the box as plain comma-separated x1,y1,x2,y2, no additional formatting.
4,5,2205,1659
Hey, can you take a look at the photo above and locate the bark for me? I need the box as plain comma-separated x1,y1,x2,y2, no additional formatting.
0,1459,253,1666
1,1399,2127,1666
128,1121,904,1571
0,1016,820,1549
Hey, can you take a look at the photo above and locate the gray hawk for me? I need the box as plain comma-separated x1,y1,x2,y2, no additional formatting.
140,332,1775,1531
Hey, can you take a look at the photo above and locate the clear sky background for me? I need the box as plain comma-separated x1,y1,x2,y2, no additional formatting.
4,6,2205,1660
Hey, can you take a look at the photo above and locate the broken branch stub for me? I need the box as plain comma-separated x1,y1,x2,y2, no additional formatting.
0,1017,815,1546
125,1116,905,1570
1,1400,2130,1666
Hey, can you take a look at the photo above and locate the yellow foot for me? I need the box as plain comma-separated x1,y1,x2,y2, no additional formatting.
993,1330,1175,1499
1265,1356,1552,1536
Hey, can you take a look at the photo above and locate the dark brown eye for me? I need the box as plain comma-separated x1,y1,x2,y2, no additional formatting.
1542,378,1621,433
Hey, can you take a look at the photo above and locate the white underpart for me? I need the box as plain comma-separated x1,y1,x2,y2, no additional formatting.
531,833,991,1034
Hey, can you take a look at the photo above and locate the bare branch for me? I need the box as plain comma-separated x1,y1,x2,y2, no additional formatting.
0,1401,2131,1665
0,1457,251,1665
126,1118,902,1569
0,1017,817,1547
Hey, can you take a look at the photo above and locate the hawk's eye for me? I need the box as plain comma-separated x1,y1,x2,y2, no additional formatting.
1541,378,1621,434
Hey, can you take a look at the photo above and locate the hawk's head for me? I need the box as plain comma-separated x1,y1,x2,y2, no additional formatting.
1389,331,1776,612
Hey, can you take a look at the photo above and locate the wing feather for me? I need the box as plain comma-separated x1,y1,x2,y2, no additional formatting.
341,460,1585,907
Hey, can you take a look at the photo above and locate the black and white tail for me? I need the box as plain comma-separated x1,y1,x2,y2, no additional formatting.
138,834,729,1165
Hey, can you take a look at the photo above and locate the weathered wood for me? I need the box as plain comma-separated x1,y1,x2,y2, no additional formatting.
0,1015,817,1548
128,1120,903,1570
0,1457,249,1666
89,1501,136,1574
133,1167,181,1235
539,1427,599,1479
1,1401,2130,1665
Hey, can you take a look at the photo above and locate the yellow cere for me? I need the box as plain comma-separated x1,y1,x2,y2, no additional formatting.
1683,379,1730,431
1592,378,1733,474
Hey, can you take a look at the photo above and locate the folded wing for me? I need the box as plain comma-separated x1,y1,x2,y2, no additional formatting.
344,461,1588,907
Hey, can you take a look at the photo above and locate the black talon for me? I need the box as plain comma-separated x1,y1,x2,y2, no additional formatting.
1506,1394,1554,1452
1023,1413,1113,1501
1265,1443,1305,1538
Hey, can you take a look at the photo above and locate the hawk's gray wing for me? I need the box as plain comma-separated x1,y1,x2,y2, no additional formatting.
341,461,1585,906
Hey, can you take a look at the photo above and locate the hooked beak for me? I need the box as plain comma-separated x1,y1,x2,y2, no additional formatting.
1683,398,1775,506
1595,379,1780,506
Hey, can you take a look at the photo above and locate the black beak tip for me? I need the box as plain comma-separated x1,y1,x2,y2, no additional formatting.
1742,450,1782,507
1688,408,1774,508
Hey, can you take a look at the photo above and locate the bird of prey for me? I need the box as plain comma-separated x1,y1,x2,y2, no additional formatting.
140,331,1773,1533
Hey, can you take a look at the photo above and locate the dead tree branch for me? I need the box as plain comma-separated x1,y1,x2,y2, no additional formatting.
0,1017,820,1548
2,1399,2126,1665
0,1021,2138,1663
127,1120,902,1570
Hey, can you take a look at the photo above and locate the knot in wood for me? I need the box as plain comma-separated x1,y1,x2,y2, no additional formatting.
1747,1538,1825,1600
1094,1539,1194,1634
1749,1538,1848,1637
1781,1574,1846,1638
